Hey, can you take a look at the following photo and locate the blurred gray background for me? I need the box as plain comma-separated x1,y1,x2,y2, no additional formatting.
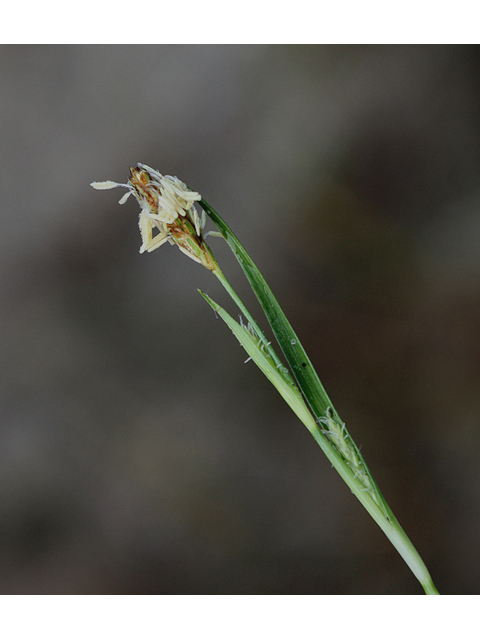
1,44,479,594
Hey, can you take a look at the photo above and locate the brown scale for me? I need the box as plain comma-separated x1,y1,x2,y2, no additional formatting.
128,166,159,211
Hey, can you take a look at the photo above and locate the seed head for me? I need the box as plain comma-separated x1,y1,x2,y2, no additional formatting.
91,164,216,270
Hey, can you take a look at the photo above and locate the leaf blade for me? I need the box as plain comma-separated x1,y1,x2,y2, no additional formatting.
202,198,333,420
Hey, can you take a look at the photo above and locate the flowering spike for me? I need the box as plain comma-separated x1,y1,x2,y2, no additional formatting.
91,164,217,271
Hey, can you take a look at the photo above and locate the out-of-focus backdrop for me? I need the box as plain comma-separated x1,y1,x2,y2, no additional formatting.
1,44,479,594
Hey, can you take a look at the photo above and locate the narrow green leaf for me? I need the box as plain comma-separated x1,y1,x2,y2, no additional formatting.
202,198,384,499
199,291,315,429
202,198,334,420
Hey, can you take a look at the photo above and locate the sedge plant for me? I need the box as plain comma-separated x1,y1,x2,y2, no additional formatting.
91,164,439,595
